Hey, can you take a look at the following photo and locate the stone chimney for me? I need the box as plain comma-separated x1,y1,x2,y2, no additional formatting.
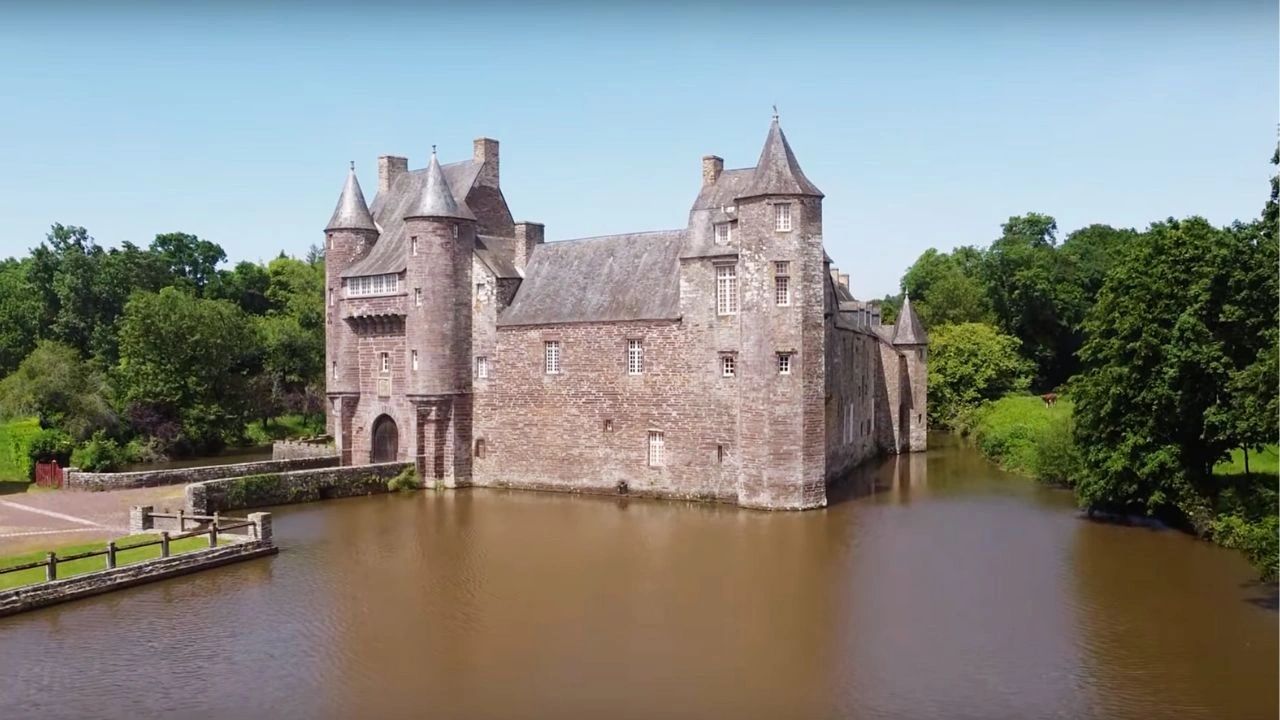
513,221,544,273
829,266,841,286
702,155,724,186
839,273,850,292
378,155,408,194
474,138,499,187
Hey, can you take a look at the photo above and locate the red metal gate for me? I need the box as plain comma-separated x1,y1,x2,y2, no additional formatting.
34,461,63,489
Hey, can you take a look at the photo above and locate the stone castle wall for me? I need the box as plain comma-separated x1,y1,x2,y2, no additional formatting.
65,456,337,492
272,439,337,461
186,462,410,514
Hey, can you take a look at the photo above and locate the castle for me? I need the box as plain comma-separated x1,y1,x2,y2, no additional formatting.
323,117,927,510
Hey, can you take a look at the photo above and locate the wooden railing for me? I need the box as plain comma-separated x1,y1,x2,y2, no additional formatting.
0,511,256,584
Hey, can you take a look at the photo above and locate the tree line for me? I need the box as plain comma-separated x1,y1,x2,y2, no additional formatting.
0,226,326,470
901,149,1278,577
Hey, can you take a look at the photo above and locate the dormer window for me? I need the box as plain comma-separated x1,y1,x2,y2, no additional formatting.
775,203,792,232
714,221,735,245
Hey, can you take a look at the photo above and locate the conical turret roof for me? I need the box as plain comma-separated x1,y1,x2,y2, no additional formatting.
738,115,823,200
326,162,378,232
893,292,928,345
405,150,476,221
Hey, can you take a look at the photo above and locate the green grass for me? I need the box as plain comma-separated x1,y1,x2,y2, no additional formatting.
1214,445,1279,477
242,413,325,446
0,533,230,590
0,417,42,484
970,395,1075,476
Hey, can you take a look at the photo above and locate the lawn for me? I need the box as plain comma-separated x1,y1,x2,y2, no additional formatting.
242,413,325,446
1214,445,1279,477
0,533,230,590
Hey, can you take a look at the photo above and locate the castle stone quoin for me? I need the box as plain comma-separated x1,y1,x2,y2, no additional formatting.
323,117,928,510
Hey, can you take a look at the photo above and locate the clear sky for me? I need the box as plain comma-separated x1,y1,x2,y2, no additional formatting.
0,0,1274,297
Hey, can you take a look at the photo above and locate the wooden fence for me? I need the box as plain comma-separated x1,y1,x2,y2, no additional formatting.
0,511,256,584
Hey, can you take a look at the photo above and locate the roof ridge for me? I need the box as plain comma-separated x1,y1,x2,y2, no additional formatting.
550,229,686,245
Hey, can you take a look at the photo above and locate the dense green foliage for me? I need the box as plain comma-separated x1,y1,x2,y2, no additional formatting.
0,417,42,482
926,323,1031,426
0,225,326,471
387,466,421,492
908,147,1278,579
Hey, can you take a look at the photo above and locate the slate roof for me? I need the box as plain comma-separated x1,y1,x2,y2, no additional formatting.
498,230,686,326
325,164,378,232
406,152,476,221
739,118,823,200
475,235,521,279
343,158,483,278
892,294,928,345
691,167,754,211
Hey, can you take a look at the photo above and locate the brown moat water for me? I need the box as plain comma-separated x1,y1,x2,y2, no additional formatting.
1,435,1275,719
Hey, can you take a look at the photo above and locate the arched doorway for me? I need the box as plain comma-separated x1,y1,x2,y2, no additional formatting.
371,414,399,463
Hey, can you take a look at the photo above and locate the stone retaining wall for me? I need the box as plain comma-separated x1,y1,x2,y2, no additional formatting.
65,456,338,492
0,514,276,618
186,462,411,514
271,439,337,461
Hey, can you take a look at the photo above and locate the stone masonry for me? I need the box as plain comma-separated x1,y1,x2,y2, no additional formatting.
323,116,927,510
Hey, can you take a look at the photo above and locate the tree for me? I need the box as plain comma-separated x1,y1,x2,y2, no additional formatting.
209,260,272,315
925,322,1032,426
902,245,993,327
0,259,40,375
265,255,324,329
1059,224,1137,300
1072,216,1277,522
0,340,117,440
151,232,226,294
981,213,1085,390
115,288,260,450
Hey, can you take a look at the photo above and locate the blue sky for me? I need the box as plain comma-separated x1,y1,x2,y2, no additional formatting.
0,1,1274,297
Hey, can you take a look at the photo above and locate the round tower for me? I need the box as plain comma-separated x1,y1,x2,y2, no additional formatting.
403,149,476,396
324,162,378,446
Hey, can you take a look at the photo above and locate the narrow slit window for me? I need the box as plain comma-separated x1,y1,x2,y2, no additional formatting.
717,444,725,464
380,352,390,374
411,350,419,371
331,361,338,380
411,236,419,255
414,288,422,307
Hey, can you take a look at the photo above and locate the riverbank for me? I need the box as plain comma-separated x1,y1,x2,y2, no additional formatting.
961,394,1278,580
0,532,228,590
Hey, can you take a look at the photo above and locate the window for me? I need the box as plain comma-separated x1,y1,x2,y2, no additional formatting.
774,261,791,306
475,356,489,379
380,352,390,374
714,221,735,245
452,224,459,238
544,341,561,374
715,264,738,315
721,355,736,378
777,353,792,375
328,288,334,307
627,339,644,375
474,438,485,458
411,236,418,255
648,431,665,467
411,350,419,371
775,203,792,231
717,444,725,464
414,288,422,307
331,361,338,380
604,419,614,432
346,274,399,297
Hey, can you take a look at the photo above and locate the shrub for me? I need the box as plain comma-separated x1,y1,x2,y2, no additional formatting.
1210,513,1279,581
0,417,42,482
387,467,421,492
1030,415,1084,487
27,428,73,468
70,432,135,472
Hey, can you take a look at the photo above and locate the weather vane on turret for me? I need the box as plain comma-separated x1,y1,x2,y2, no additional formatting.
772,104,779,121
349,160,354,171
